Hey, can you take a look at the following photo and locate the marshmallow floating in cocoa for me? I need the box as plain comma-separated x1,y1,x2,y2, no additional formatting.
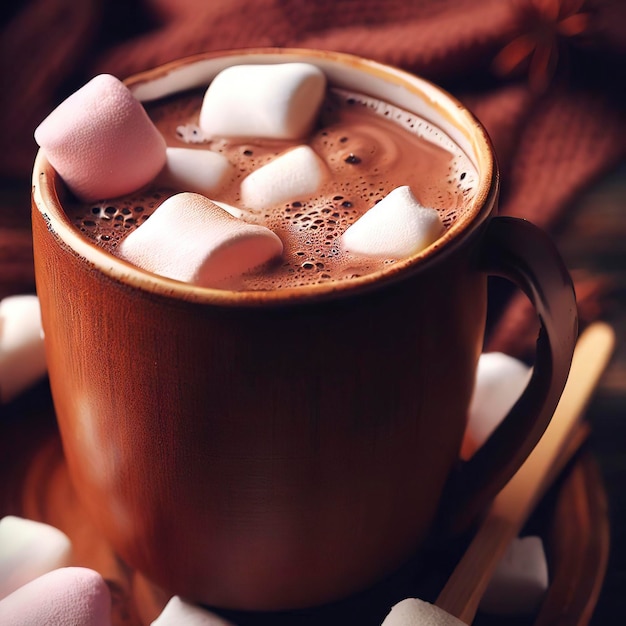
0,567,111,626
34,74,167,202
118,192,283,287
152,595,235,625
157,147,233,196
0,516,72,600
240,145,326,211
341,186,444,259
200,63,326,140
480,536,549,615
382,598,467,626
0,295,47,404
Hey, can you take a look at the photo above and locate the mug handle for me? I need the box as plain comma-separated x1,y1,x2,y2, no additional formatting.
441,216,578,535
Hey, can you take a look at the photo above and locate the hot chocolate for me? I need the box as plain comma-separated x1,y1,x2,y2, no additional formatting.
64,85,478,290
32,50,577,611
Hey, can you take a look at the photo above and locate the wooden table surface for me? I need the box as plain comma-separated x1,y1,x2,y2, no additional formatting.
1,160,625,623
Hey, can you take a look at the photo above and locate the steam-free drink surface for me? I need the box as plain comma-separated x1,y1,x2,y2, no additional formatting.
65,87,478,290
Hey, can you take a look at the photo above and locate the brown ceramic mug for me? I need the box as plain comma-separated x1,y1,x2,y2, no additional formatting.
31,48,577,611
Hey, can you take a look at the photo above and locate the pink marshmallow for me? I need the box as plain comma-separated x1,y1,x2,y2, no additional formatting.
34,74,167,202
117,192,283,287
0,567,111,626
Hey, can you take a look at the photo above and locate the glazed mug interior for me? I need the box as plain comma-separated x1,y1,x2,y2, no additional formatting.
31,48,576,611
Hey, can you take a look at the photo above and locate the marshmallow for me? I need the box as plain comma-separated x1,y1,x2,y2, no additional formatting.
381,598,467,626
0,567,111,626
118,192,283,286
34,74,167,202
157,147,233,195
152,595,235,625
0,516,72,599
461,353,532,459
200,63,326,140
0,296,47,404
480,536,549,615
240,145,326,210
341,186,444,259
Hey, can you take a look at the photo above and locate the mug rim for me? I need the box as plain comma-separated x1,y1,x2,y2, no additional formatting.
32,47,499,307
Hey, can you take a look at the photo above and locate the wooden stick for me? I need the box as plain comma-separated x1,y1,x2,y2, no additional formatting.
435,322,615,624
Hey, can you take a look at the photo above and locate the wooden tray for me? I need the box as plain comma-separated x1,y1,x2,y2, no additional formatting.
0,382,610,625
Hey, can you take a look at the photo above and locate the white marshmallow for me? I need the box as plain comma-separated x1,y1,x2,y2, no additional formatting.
240,145,326,210
0,567,111,626
200,63,326,140
0,516,72,600
0,295,47,404
34,74,167,202
157,147,233,195
381,598,467,626
151,595,235,625
341,186,444,259
480,536,549,615
118,192,283,287
461,353,532,459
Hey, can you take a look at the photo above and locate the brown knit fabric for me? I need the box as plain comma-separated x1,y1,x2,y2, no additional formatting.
1,0,624,355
